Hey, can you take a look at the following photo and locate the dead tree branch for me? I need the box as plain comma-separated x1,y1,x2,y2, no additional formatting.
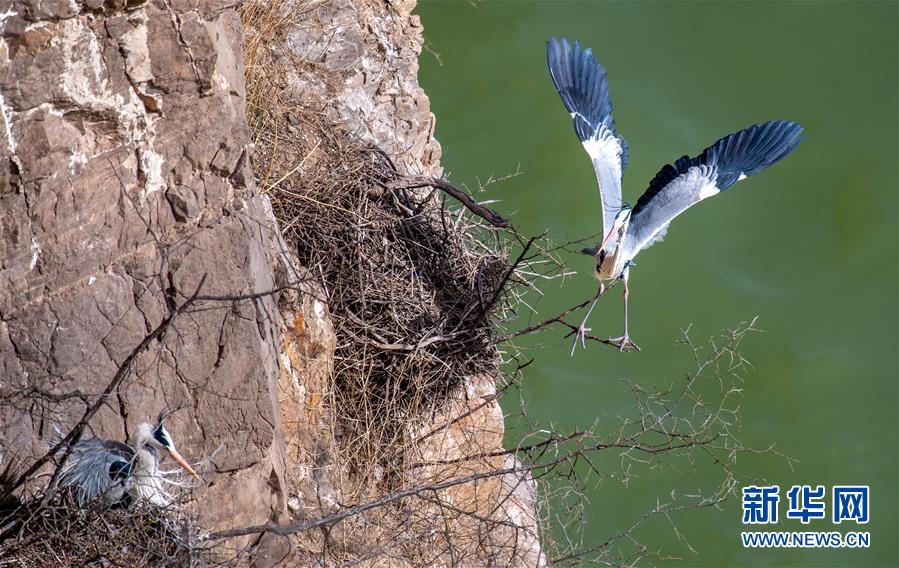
384,175,509,228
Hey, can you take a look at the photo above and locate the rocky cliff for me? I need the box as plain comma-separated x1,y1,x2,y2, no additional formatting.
0,0,543,565
1,0,289,552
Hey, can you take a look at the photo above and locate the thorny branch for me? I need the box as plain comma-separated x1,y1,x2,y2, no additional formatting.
203,319,781,566
496,279,622,348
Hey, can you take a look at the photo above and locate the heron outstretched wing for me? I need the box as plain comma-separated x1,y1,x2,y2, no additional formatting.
622,120,805,259
547,37,629,239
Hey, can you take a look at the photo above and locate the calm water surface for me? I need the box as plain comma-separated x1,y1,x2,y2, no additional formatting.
417,1,898,566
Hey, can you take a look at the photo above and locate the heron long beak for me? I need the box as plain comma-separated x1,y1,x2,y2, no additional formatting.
599,224,619,253
169,449,200,479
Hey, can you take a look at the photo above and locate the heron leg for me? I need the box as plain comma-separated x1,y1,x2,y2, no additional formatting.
609,272,640,352
570,282,605,356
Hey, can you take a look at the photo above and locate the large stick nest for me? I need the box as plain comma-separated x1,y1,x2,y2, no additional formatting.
0,494,211,567
257,106,510,478
234,6,570,565
241,0,513,486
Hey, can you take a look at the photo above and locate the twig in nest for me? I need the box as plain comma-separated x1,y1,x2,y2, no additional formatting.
383,175,509,228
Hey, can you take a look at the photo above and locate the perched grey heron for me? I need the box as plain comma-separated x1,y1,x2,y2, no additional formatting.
547,37,805,353
58,414,199,507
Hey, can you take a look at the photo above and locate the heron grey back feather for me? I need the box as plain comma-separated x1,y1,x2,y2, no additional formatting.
622,120,804,262
58,439,134,506
622,165,716,259
643,223,669,249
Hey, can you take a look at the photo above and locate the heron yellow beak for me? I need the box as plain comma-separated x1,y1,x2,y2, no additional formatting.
169,448,200,480
600,212,630,255
599,224,618,253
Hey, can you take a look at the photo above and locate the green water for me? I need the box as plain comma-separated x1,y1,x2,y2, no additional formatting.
417,1,898,566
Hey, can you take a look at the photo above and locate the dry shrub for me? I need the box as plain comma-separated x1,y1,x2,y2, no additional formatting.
241,1,510,486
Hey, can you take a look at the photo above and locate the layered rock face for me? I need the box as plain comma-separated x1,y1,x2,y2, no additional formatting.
1,0,543,565
283,0,440,177
0,0,289,553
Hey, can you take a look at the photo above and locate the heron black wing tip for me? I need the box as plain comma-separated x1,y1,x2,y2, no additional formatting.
709,119,806,189
769,119,806,147
633,119,805,213
546,35,617,143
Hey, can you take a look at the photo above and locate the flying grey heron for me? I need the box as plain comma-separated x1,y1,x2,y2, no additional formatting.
58,414,199,507
547,37,805,353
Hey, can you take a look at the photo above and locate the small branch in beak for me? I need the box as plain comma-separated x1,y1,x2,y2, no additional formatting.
169,449,200,480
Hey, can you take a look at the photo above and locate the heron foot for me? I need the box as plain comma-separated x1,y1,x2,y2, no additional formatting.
570,324,591,357
608,335,640,353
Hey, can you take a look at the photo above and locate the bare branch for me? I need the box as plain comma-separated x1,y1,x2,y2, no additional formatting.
384,175,509,228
